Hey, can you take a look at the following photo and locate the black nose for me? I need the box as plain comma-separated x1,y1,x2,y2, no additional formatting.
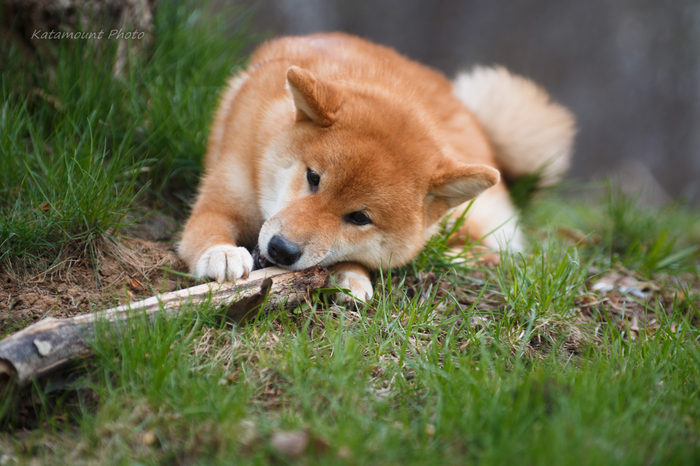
267,235,302,266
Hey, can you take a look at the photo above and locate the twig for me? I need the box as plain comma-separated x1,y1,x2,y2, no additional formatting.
0,266,329,386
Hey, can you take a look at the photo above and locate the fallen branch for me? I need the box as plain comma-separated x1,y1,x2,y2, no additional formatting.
0,266,329,386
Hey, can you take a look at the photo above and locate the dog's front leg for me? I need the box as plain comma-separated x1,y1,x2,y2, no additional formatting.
328,262,373,304
179,209,255,283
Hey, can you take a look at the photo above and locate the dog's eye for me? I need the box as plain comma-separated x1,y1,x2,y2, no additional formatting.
345,211,371,226
307,169,320,192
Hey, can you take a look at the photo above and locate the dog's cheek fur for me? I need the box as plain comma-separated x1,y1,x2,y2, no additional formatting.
326,209,426,269
260,195,426,271
258,134,427,269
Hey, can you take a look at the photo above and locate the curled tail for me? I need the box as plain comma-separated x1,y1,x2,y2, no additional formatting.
453,66,576,187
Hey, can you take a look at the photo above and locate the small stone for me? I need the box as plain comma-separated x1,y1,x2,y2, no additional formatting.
337,445,351,459
142,431,157,446
270,430,309,457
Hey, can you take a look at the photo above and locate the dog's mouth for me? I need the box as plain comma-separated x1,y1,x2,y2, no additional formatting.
251,245,274,271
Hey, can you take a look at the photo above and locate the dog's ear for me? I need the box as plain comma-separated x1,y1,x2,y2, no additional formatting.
286,66,343,127
427,162,500,209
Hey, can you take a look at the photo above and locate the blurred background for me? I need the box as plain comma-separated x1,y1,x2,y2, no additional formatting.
231,0,700,206
2,0,698,206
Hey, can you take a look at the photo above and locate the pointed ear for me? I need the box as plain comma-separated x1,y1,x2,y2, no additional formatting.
428,163,500,208
286,66,343,127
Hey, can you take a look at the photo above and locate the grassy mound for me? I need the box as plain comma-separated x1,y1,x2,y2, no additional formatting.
1,2,699,464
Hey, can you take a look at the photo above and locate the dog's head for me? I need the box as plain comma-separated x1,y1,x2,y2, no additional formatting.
258,66,499,270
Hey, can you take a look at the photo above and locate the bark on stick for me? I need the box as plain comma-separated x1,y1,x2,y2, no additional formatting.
0,266,329,386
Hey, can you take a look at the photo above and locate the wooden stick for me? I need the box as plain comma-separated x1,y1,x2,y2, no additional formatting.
0,266,329,386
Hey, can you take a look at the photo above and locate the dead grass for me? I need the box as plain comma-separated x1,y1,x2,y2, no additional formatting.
0,235,192,336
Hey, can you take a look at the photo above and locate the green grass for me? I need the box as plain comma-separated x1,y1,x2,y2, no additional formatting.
3,245,699,464
524,182,700,274
4,195,699,464
2,1,700,464
0,0,250,269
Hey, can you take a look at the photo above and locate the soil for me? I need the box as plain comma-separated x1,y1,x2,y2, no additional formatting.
0,237,194,335
0,236,190,432
1,232,696,350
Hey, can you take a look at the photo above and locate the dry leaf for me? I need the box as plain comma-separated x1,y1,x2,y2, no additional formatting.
127,277,147,292
312,436,331,454
618,276,656,299
591,278,615,294
557,226,600,244
629,315,639,340
591,272,656,299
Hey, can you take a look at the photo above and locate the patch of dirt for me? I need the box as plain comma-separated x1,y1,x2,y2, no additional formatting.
0,237,193,335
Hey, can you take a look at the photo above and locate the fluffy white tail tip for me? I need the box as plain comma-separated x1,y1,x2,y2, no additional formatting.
453,66,577,187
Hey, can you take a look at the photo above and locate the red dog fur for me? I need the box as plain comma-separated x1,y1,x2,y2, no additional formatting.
179,33,575,301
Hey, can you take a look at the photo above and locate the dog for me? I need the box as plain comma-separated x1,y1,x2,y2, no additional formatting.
178,33,575,301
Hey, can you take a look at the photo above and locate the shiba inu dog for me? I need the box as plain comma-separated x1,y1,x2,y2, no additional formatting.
178,33,575,301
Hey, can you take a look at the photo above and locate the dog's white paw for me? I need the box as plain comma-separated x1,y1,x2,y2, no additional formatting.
333,268,373,303
195,245,254,282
